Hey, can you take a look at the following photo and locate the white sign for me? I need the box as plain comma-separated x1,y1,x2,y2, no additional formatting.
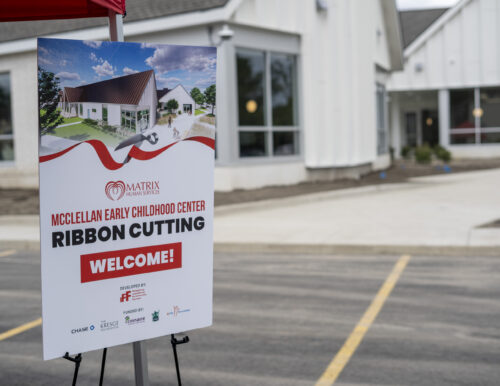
38,38,216,360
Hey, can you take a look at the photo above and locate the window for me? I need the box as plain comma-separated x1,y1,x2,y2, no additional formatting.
79,104,83,116
0,73,14,162
92,108,96,113
404,112,417,147
237,50,266,126
121,110,136,131
137,109,149,132
236,49,299,158
376,83,388,155
450,87,500,145
102,105,108,123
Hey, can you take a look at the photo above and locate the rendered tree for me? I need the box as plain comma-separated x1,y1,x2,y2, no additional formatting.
204,84,216,115
165,98,179,113
38,66,64,134
190,87,205,107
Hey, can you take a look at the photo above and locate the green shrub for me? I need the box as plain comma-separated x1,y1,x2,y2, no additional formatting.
434,145,452,162
178,110,182,115
414,145,432,164
83,118,98,126
102,125,116,133
401,146,412,159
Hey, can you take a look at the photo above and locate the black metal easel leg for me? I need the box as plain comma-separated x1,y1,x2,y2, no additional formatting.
170,334,190,386
99,348,108,386
63,352,82,386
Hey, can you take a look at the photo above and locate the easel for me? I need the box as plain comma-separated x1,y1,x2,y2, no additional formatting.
63,334,189,385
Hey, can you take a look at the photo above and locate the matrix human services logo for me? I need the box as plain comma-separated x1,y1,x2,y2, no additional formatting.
105,181,126,201
105,180,160,201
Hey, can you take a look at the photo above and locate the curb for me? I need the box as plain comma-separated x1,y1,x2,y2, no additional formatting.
3,240,499,256
213,242,500,257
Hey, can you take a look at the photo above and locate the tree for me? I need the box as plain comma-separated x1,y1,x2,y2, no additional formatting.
165,99,179,113
204,84,216,115
190,87,205,107
38,66,64,134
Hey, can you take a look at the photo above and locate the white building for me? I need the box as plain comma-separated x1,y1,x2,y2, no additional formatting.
158,84,196,114
388,0,500,159
61,69,157,132
0,0,403,190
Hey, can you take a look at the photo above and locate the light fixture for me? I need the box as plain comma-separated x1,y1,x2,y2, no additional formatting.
246,100,257,113
207,24,234,47
472,107,483,118
316,0,328,11
426,117,433,126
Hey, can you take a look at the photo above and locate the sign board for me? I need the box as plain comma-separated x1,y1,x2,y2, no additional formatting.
38,38,216,360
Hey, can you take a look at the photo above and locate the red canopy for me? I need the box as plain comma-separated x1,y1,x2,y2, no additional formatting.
0,0,125,22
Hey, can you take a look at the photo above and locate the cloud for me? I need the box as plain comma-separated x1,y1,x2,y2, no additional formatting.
92,60,114,77
90,52,98,61
55,72,81,81
38,56,52,66
83,40,103,48
145,46,216,74
123,67,139,75
156,76,181,88
60,59,68,66
194,73,217,89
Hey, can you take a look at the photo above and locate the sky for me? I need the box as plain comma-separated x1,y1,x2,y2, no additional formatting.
397,0,459,10
37,38,217,92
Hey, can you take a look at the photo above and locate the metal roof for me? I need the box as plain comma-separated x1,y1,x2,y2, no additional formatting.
399,8,448,48
63,69,154,105
0,0,230,43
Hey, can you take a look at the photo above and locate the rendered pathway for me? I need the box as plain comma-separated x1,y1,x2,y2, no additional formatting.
1,168,500,251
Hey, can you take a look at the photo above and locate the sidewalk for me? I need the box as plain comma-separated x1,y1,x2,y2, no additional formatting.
2,168,500,254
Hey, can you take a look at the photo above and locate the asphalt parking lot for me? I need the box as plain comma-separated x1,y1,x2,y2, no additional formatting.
0,248,499,385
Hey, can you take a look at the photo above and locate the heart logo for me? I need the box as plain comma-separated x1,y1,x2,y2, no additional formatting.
105,181,126,201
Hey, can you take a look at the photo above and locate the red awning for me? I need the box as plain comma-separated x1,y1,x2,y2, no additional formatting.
0,0,125,22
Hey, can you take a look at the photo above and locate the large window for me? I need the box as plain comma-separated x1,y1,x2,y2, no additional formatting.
236,49,298,158
450,87,500,145
102,105,108,123
376,83,388,155
137,109,149,132
121,110,136,131
0,73,13,162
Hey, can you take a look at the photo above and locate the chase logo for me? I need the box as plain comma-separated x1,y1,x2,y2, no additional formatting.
71,325,95,334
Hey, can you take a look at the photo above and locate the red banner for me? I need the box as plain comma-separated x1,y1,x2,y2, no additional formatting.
81,242,182,283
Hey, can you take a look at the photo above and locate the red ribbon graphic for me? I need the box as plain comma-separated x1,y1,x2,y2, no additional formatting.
39,136,215,171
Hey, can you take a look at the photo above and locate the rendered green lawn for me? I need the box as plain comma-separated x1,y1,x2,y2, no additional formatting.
195,109,205,116
52,123,121,147
61,116,83,124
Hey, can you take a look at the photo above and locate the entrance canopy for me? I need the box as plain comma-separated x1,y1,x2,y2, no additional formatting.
0,0,125,22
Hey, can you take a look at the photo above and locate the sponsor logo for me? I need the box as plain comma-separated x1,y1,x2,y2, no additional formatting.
120,288,146,303
166,306,190,317
100,320,119,331
124,315,146,326
71,325,95,334
105,180,160,201
105,181,126,201
152,310,159,322
120,291,131,302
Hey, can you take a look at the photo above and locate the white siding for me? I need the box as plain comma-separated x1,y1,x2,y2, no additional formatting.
159,85,194,114
138,73,157,128
81,103,102,120
108,104,121,126
389,0,500,91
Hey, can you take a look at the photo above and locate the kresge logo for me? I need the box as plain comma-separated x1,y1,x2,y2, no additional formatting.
105,181,126,201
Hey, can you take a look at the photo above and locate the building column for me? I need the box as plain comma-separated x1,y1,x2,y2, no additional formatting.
438,89,450,147
389,93,401,158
